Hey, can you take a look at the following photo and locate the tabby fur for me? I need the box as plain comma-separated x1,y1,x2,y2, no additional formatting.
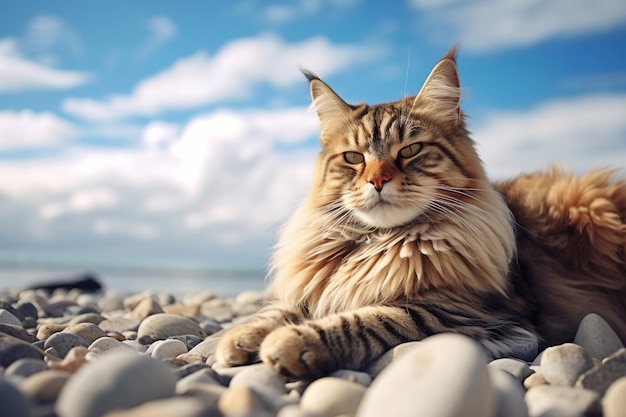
215,48,626,379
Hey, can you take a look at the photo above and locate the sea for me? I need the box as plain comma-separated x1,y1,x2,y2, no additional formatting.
0,255,269,298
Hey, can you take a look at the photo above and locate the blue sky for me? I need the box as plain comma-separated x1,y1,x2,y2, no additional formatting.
0,0,625,269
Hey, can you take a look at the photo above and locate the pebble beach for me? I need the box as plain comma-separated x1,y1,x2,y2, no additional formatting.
1,282,626,417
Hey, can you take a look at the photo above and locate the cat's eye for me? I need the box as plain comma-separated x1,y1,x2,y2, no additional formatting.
398,143,423,159
343,151,365,164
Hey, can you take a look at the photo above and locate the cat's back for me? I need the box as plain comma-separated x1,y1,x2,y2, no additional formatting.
496,166,626,345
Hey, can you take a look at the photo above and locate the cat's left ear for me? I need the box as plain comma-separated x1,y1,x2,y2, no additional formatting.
301,69,352,138
415,47,461,125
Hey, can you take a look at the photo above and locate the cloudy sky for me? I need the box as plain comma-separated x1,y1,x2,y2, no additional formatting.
0,0,625,270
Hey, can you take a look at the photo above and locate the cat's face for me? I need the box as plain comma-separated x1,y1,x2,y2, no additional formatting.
306,50,486,230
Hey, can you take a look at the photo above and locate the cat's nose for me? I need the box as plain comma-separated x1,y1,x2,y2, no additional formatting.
369,176,391,192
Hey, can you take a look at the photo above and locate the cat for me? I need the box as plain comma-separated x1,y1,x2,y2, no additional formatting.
215,47,626,379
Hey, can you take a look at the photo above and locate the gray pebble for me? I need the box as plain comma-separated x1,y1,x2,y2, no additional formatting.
229,363,288,394
0,375,33,417
540,343,595,386
176,368,225,393
576,348,626,395
0,335,44,367
0,322,37,342
136,313,206,341
489,368,528,417
0,308,24,326
489,358,534,382
16,302,39,321
101,396,215,417
5,358,48,380
147,339,188,360
44,332,89,358
55,350,177,417
574,313,624,360
98,317,141,334
20,369,71,402
68,312,105,326
525,385,600,417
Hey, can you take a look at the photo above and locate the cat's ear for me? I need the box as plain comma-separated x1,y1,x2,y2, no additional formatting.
415,47,461,125
301,69,352,135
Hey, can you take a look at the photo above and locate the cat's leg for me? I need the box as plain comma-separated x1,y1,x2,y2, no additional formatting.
259,304,427,379
215,304,304,367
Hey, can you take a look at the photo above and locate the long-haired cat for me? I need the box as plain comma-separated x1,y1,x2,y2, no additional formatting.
215,48,626,379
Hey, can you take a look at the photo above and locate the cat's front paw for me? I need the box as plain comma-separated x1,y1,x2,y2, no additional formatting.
215,324,268,367
260,325,330,379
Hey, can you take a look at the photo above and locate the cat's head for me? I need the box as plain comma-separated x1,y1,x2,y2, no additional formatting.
305,48,488,230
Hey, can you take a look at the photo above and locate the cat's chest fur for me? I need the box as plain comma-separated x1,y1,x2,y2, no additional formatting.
271,189,515,318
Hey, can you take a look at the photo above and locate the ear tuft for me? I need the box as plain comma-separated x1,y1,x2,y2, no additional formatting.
302,70,352,134
415,47,462,125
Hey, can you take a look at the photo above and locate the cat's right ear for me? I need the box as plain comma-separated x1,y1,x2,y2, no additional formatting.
301,69,352,136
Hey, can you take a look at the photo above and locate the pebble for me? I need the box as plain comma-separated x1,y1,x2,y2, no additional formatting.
55,350,177,417
300,377,367,416
136,313,206,341
0,375,33,417
0,308,23,326
357,334,495,417
20,369,71,402
575,348,626,395
540,343,595,386
574,313,624,360
2,282,625,417
525,385,600,417
44,332,89,358
603,377,626,417
147,338,188,360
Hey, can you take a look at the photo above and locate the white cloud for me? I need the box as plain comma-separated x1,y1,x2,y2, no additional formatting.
0,110,78,150
474,94,626,179
411,0,626,52
0,38,90,92
62,34,384,120
0,105,320,258
135,16,178,61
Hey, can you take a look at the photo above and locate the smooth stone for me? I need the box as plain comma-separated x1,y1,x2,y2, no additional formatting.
98,317,141,333
123,291,156,311
136,313,206,341
229,363,288,394
0,335,44,367
602,377,626,417
540,343,595,386
101,396,215,417
37,323,67,340
44,332,89,358
0,308,23,326
488,358,534,381
0,375,33,417
55,350,177,417
63,322,107,344
300,377,367,416
163,304,201,316
357,334,495,417
48,346,89,372
0,322,38,342
574,313,624,360
218,384,279,417
199,319,222,336
489,369,528,417
16,302,39,320
366,341,422,377
176,368,225,393
147,339,188,360
87,336,136,357
525,385,600,417
130,297,164,321
189,335,220,361
20,369,71,402
170,334,204,350
177,384,225,412
330,369,372,386
67,312,105,326
97,290,127,311
575,348,626,395
5,357,49,379
175,362,211,380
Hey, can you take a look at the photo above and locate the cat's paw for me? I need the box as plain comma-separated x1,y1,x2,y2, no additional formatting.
214,324,268,367
260,325,329,379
